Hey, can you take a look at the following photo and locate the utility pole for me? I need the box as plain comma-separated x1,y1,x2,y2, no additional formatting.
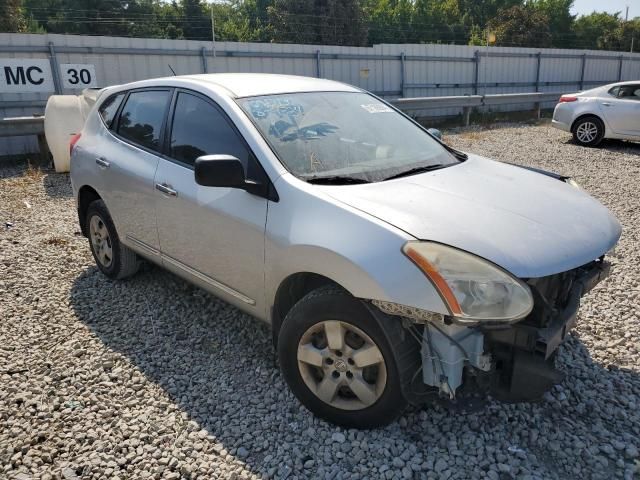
210,5,216,59
632,37,635,54
626,5,629,21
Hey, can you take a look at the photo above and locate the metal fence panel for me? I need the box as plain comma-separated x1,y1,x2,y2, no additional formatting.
3,32,640,155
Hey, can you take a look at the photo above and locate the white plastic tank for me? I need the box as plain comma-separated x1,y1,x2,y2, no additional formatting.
44,88,103,172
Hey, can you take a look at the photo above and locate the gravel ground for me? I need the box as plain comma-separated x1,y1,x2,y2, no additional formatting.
1,123,639,480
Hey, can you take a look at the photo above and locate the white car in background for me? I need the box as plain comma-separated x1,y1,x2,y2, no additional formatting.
552,81,640,146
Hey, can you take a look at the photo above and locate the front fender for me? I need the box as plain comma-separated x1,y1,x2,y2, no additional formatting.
264,176,448,322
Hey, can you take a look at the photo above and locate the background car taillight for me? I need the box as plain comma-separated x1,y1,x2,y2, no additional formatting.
69,133,82,156
559,96,578,103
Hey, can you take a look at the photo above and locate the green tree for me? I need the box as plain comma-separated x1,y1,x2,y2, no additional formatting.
488,4,552,47
0,0,27,32
268,0,368,45
180,0,210,40
572,12,622,50
527,0,575,47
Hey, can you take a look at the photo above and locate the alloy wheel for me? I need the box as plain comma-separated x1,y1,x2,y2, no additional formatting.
296,320,387,411
576,121,598,143
89,215,113,268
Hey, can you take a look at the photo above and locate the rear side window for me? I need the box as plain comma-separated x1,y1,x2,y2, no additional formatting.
117,90,171,151
169,92,252,170
98,92,124,129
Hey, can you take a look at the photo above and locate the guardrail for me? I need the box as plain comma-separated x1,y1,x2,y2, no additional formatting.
391,91,564,125
0,115,49,163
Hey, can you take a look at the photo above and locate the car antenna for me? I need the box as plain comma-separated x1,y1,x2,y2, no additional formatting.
168,64,177,76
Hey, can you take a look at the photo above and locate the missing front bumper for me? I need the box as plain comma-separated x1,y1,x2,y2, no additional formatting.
480,258,611,401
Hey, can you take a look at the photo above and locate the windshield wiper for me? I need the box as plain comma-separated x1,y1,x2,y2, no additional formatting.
383,164,445,181
305,175,371,185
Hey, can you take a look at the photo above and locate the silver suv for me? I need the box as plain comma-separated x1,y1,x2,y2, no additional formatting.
71,74,621,428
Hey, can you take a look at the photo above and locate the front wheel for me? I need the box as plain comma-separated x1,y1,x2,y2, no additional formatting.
278,286,418,428
572,116,604,147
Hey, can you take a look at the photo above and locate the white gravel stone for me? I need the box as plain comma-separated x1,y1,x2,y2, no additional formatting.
1,123,639,480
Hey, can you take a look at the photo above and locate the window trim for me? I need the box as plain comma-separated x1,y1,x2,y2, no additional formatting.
111,87,174,156
160,87,278,201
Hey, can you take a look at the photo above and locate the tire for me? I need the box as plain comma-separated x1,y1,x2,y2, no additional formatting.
572,116,604,147
85,199,139,280
278,286,419,428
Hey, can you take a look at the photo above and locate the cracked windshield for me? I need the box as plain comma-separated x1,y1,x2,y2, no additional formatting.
239,92,458,183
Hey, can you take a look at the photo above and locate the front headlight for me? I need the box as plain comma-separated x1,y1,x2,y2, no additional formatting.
564,177,581,189
403,241,533,322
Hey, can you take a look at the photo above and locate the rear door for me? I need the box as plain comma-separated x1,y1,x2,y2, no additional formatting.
100,88,172,255
599,84,640,136
154,89,268,314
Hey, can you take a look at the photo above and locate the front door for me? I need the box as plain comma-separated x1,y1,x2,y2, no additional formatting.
154,90,268,314
599,84,640,136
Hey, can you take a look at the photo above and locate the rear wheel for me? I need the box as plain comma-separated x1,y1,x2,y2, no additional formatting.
572,116,604,147
86,200,140,280
278,286,418,428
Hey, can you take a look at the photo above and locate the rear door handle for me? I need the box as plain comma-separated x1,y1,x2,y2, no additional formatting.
155,183,178,197
95,157,110,168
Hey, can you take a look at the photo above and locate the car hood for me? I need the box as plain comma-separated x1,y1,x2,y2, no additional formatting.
322,155,621,278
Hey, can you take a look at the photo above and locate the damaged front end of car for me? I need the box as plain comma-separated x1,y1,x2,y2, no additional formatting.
371,253,612,404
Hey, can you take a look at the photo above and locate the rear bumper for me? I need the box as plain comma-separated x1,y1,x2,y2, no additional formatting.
551,119,571,132
552,102,574,132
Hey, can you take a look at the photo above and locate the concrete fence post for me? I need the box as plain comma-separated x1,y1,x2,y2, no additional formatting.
463,106,471,126
535,52,542,92
579,54,587,90
473,50,480,95
47,42,63,94
618,55,624,81
316,50,321,78
400,52,406,98
200,47,208,73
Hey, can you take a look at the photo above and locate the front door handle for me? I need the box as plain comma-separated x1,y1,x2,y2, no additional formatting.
155,183,178,197
601,102,612,107
95,157,110,168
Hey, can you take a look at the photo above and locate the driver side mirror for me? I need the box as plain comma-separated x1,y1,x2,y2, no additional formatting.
195,155,247,188
194,154,276,200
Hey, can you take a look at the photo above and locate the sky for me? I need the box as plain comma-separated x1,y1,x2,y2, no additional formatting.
571,0,640,19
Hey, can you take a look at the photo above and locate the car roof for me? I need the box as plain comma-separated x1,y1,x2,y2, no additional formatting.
124,73,358,98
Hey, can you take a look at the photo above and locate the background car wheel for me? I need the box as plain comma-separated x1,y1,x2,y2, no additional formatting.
86,199,140,280
572,116,604,147
278,286,418,428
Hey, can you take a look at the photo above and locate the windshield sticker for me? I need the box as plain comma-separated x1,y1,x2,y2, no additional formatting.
247,98,303,119
360,103,393,113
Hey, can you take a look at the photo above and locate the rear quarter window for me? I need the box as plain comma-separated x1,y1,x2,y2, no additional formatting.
98,92,125,129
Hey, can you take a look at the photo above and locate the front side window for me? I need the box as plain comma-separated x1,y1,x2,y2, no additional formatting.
117,90,171,151
169,92,253,171
98,92,125,129
238,92,458,183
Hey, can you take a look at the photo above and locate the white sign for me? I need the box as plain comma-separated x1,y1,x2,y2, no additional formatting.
60,63,97,89
0,58,54,93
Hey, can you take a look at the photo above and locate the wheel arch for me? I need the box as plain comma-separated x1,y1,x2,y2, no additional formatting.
271,272,345,346
570,113,605,134
77,185,102,237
